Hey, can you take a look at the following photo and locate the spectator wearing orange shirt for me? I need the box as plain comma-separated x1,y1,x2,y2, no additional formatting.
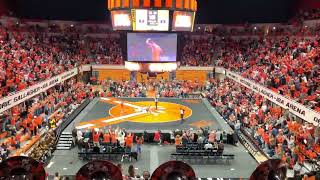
92,129,101,147
34,116,43,129
103,132,111,144
175,135,182,146
125,133,134,152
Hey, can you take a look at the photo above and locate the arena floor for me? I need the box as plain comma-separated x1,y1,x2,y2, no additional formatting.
76,97,220,131
46,98,258,178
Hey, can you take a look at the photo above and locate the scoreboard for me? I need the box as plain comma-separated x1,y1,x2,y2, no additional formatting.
108,0,197,32
132,9,169,31
111,9,194,32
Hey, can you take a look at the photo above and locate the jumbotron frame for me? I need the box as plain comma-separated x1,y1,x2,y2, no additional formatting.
108,0,197,32
108,0,197,12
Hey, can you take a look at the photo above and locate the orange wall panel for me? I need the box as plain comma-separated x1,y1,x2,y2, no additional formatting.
176,0,183,9
123,0,130,8
110,0,115,9
190,0,194,10
136,72,149,83
98,70,130,81
165,0,173,8
156,72,169,81
184,0,190,9
142,0,149,7
155,0,162,7
133,0,140,8
175,70,207,85
115,0,121,8
136,72,169,82
143,0,150,7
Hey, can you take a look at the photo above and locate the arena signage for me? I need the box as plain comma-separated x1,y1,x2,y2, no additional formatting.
0,68,78,113
226,70,320,126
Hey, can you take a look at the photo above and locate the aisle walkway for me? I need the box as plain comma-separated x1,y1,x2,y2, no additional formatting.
46,143,257,178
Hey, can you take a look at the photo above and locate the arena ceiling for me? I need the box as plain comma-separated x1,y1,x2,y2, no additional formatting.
3,0,309,24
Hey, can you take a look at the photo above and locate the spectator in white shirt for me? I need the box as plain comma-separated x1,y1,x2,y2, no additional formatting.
204,142,213,150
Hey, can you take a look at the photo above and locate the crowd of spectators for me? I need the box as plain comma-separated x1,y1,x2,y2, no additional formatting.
0,78,91,162
28,129,55,163
1,75,318,175
0,16,319,114
98,79,202,98
0,22,122,97
182,34,320,112
0,10,319,176
295,8,320,21
203,78,320,169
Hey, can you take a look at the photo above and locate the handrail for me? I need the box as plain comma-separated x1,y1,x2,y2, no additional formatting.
240,127,269,158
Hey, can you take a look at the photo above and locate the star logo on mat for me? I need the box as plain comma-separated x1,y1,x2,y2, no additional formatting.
76,97,149,129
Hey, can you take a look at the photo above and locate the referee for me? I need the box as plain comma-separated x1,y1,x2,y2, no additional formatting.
180,107,185,124
155,94,159,110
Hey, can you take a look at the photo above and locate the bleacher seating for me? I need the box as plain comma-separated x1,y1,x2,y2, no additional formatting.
78,144,132,161
171,142,234,164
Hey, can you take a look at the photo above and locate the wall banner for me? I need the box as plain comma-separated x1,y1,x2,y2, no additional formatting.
226,70,319,126
0,68,78,113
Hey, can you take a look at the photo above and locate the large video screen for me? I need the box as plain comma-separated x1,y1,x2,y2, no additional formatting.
172,11,195,31
132,9,169,31
111,10,132,30
127,33,177,62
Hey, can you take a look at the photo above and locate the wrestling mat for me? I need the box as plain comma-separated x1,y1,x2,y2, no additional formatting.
76,98,219,131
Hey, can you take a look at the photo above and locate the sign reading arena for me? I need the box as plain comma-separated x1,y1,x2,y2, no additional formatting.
0,68,78,113
132,9,169,31
226,70,320,126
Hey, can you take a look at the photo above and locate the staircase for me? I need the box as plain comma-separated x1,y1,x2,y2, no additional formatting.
56,132,73,150
238,132,268,163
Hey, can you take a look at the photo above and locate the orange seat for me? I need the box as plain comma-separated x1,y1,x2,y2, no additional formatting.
0,131,7,139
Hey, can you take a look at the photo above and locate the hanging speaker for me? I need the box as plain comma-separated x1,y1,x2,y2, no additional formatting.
250,159,287,180
151,160,196,180
76,160,123,180
0,156,46,180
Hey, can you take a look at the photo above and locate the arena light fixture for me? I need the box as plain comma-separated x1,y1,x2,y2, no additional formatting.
124,61,140,71
149,63,177,72
113,13,131,26
174,14,192,27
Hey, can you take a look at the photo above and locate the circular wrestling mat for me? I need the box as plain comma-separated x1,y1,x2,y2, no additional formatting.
109,101,192,123
76,98,193,129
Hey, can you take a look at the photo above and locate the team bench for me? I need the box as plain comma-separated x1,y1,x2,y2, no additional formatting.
171,152,235,164
78,150,139,162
